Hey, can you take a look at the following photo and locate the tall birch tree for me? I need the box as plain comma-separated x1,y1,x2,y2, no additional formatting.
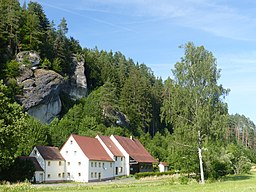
161,42,229,183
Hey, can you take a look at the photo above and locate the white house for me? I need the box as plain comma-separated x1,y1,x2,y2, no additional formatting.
96,135,126,177
28,134,158,183
110,135,158,175
159,162,169,172
60,134,114,182
29,146,66,182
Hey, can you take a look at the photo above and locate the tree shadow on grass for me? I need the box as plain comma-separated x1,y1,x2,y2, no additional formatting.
223,174,253,182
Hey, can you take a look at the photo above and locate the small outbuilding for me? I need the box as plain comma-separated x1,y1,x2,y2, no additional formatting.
159,162,169,172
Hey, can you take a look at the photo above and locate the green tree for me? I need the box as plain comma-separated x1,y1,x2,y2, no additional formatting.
120,68,152,135
18,116,49,156
0,80,27,171
161,42,229,183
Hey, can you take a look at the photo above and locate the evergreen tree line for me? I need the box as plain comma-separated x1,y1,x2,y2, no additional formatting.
0,0,256,182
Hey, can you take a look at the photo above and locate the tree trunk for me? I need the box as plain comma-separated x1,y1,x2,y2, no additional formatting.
198,131,205,184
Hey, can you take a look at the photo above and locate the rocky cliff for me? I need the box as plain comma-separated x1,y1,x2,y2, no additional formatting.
16,51,87,124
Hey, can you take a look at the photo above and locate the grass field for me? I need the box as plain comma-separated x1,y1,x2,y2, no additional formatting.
1,173,256,192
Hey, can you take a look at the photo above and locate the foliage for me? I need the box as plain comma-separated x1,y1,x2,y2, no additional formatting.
0,80,27,171
134,171,176,179
161,42,229,178
0,158,35,182
0,0,256,182
4,60,20,78
17,116,49,156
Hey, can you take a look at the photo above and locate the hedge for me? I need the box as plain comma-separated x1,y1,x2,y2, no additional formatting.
134,171,176,179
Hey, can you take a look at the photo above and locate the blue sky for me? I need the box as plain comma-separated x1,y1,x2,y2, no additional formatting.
29,0,256,123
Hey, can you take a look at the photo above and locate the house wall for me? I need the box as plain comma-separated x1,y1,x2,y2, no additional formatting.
33,171,44,183
110,135,130,176
95,136,126,177
30,147,45,176
159,164,168,172
114,156,126,177
60,135,89,182
44,160,66,182
88,160,114,182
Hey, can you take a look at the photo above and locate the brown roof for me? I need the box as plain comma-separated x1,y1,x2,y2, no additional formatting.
98,135,124,157
113,135,158,163
36,146,65,160
19,156,44,171
72,134,113,161
160,162,169,166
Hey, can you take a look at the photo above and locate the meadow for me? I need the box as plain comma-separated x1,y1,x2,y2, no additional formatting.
1,173,256,192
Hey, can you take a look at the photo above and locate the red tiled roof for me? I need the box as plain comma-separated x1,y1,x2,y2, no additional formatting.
19,156,44,171
113,135,158,163
98,135,124,157
72,134,113,161
160,162,169,166
36,146,65,160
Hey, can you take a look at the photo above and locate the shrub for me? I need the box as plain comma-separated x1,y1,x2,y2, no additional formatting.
134,171,176,179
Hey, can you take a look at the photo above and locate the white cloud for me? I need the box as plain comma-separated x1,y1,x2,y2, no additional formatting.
75,0,256,41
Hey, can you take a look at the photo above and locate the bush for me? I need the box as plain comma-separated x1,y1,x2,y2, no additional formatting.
134,171,176,179
207,159,232,180
234,156,252,174
179,176,189,184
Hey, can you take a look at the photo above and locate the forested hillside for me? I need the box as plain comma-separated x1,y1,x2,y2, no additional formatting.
0,0,256,182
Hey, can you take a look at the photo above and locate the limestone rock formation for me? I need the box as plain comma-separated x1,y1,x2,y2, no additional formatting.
15,51,88,123
65,57,87,100
16,51,40,68
16,68,64,123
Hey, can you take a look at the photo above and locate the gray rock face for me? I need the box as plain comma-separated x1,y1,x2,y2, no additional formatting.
67,57,87,100
27,96,62,124
17,68,64,123
16,52,88,124
16,51,40,68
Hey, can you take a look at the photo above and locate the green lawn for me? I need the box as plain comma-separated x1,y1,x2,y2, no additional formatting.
1,173,256,192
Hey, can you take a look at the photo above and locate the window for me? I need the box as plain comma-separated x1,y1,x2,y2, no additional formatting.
91,162,93,167
99,162,101,167
103,163,105,169
115,167,118,175
78,162,81,166
58,173,61,178
91,172,93,178
121,157,123,161
70,140,73,144
34,150,37,155
95,162,97,167
62,173,65,178
94,172,97,178
74,151,77,155
67,172,70,177
48,174,51,178
59,161,62,166
119,167,123,173
115,156,117,161
78,173,81,177
110,162,112,167
66,151,68,155
48,161,51,166
67,162,70,166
